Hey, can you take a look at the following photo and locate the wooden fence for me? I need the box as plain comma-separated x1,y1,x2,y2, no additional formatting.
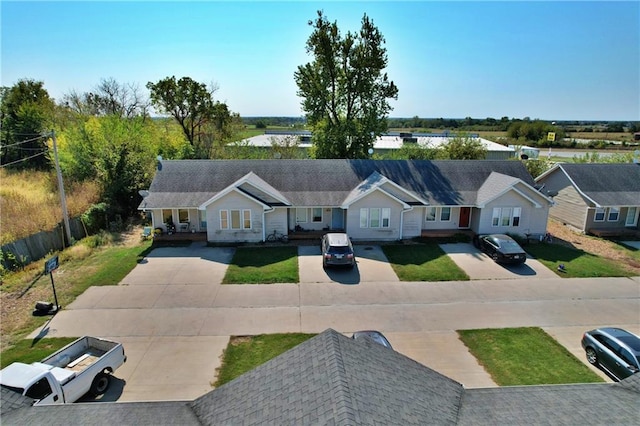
1,218,87,269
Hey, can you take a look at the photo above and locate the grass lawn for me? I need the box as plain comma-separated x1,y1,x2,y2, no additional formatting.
1,337,77,369
214,333,316,387
382,244,469,281
458,327,603,386
223,246,299,284
1,235,153,352
525,243,633,278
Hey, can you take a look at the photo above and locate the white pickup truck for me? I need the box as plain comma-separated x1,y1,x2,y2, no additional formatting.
0,336,126,405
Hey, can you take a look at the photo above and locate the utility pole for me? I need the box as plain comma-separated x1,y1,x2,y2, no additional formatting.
51,131,72,245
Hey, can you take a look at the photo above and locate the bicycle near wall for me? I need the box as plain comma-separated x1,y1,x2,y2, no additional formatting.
266,229,289,243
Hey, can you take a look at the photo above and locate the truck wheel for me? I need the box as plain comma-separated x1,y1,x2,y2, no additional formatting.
90,372,111,396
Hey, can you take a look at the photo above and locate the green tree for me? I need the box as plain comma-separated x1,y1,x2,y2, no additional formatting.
0,79,55,169
441,135,487,160
294,11,398,159
147,76,234,157
521,159,552,179
58,115,158,217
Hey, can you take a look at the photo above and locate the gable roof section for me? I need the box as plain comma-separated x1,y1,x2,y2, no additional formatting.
199,171,290,210
537,163,640,207
190,329,463,425
341,171,425,208
477,172,549,208
140,160,537,210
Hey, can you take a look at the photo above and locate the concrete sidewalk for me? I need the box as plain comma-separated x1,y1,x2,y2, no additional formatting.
27,244,640,402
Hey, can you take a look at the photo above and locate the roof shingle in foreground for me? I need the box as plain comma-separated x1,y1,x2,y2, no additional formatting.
2,329,639,425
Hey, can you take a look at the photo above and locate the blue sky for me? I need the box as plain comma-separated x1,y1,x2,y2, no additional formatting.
2,1,638,121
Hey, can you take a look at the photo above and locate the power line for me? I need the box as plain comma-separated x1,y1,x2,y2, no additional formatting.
0,133,49,148
0,151,48,168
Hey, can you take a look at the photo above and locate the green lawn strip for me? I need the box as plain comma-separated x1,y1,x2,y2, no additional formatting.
525,243,632,278
1,337,77,369
458,327,603,386
214,333,316,387
382,244,469,281
223,246,299,284
1,239,153,352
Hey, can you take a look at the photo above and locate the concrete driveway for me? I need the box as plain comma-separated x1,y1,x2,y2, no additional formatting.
298,244,399,284
439,242,558,280
28,243,640,403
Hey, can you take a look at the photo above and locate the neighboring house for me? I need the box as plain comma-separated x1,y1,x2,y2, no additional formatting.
240,131,516,160
3,329,639,425
138,160,552,243
535,163,640,236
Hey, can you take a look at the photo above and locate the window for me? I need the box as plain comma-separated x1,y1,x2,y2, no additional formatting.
381,208,390,227
26,378,53,400
426,207,436,222
501,207,512,226
360,209,368,228
199,210,207,230
243,210,251,229
626,207,639,226
594,207,605,222
312,208,323,222
296,208,308,223
513,208,521,227
440,207,451,221
492,208,500,226
360,208,391,228
220,210,228,229
162,209,173,223
370,208,381,228
608,207,620,222
220,209,251,230
492,207,521,227
178,209,189,223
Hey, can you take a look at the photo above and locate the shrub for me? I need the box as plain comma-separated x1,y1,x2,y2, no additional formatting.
81,203,108,234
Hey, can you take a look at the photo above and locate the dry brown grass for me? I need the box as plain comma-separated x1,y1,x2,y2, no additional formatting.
0,169,99,244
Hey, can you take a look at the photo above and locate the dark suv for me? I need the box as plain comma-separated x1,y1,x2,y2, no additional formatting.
581,327,640,381
321,233,355,268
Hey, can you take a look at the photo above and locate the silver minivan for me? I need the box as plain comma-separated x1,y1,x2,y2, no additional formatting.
321,233,355,269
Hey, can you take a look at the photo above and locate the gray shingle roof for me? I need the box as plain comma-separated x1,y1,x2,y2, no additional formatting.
189,329,463,425
4,330,638,425
555,163,640,206
140,159,537,209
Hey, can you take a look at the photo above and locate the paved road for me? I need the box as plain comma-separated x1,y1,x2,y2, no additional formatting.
29,243,640,402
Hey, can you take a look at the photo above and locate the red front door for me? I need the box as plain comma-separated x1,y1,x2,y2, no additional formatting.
459,207,471,228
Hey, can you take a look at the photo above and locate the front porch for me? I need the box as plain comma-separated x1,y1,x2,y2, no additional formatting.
153,231,208,242
587,227,640,238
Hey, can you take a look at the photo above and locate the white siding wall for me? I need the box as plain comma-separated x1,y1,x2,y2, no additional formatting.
265,208,289,236
288,207,331,231
205,191,264,242
421,206,461,230
401,208,422,239
346,190,403,241
477,190,549,236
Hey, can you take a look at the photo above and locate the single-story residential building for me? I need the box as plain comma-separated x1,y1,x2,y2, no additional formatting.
3,329,639,425
138,159,552,243
535,163,640,236
239,131,516,160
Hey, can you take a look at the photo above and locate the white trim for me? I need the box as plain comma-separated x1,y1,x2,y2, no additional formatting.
479,184,544,208
625,207,639,226
199,186,277,210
